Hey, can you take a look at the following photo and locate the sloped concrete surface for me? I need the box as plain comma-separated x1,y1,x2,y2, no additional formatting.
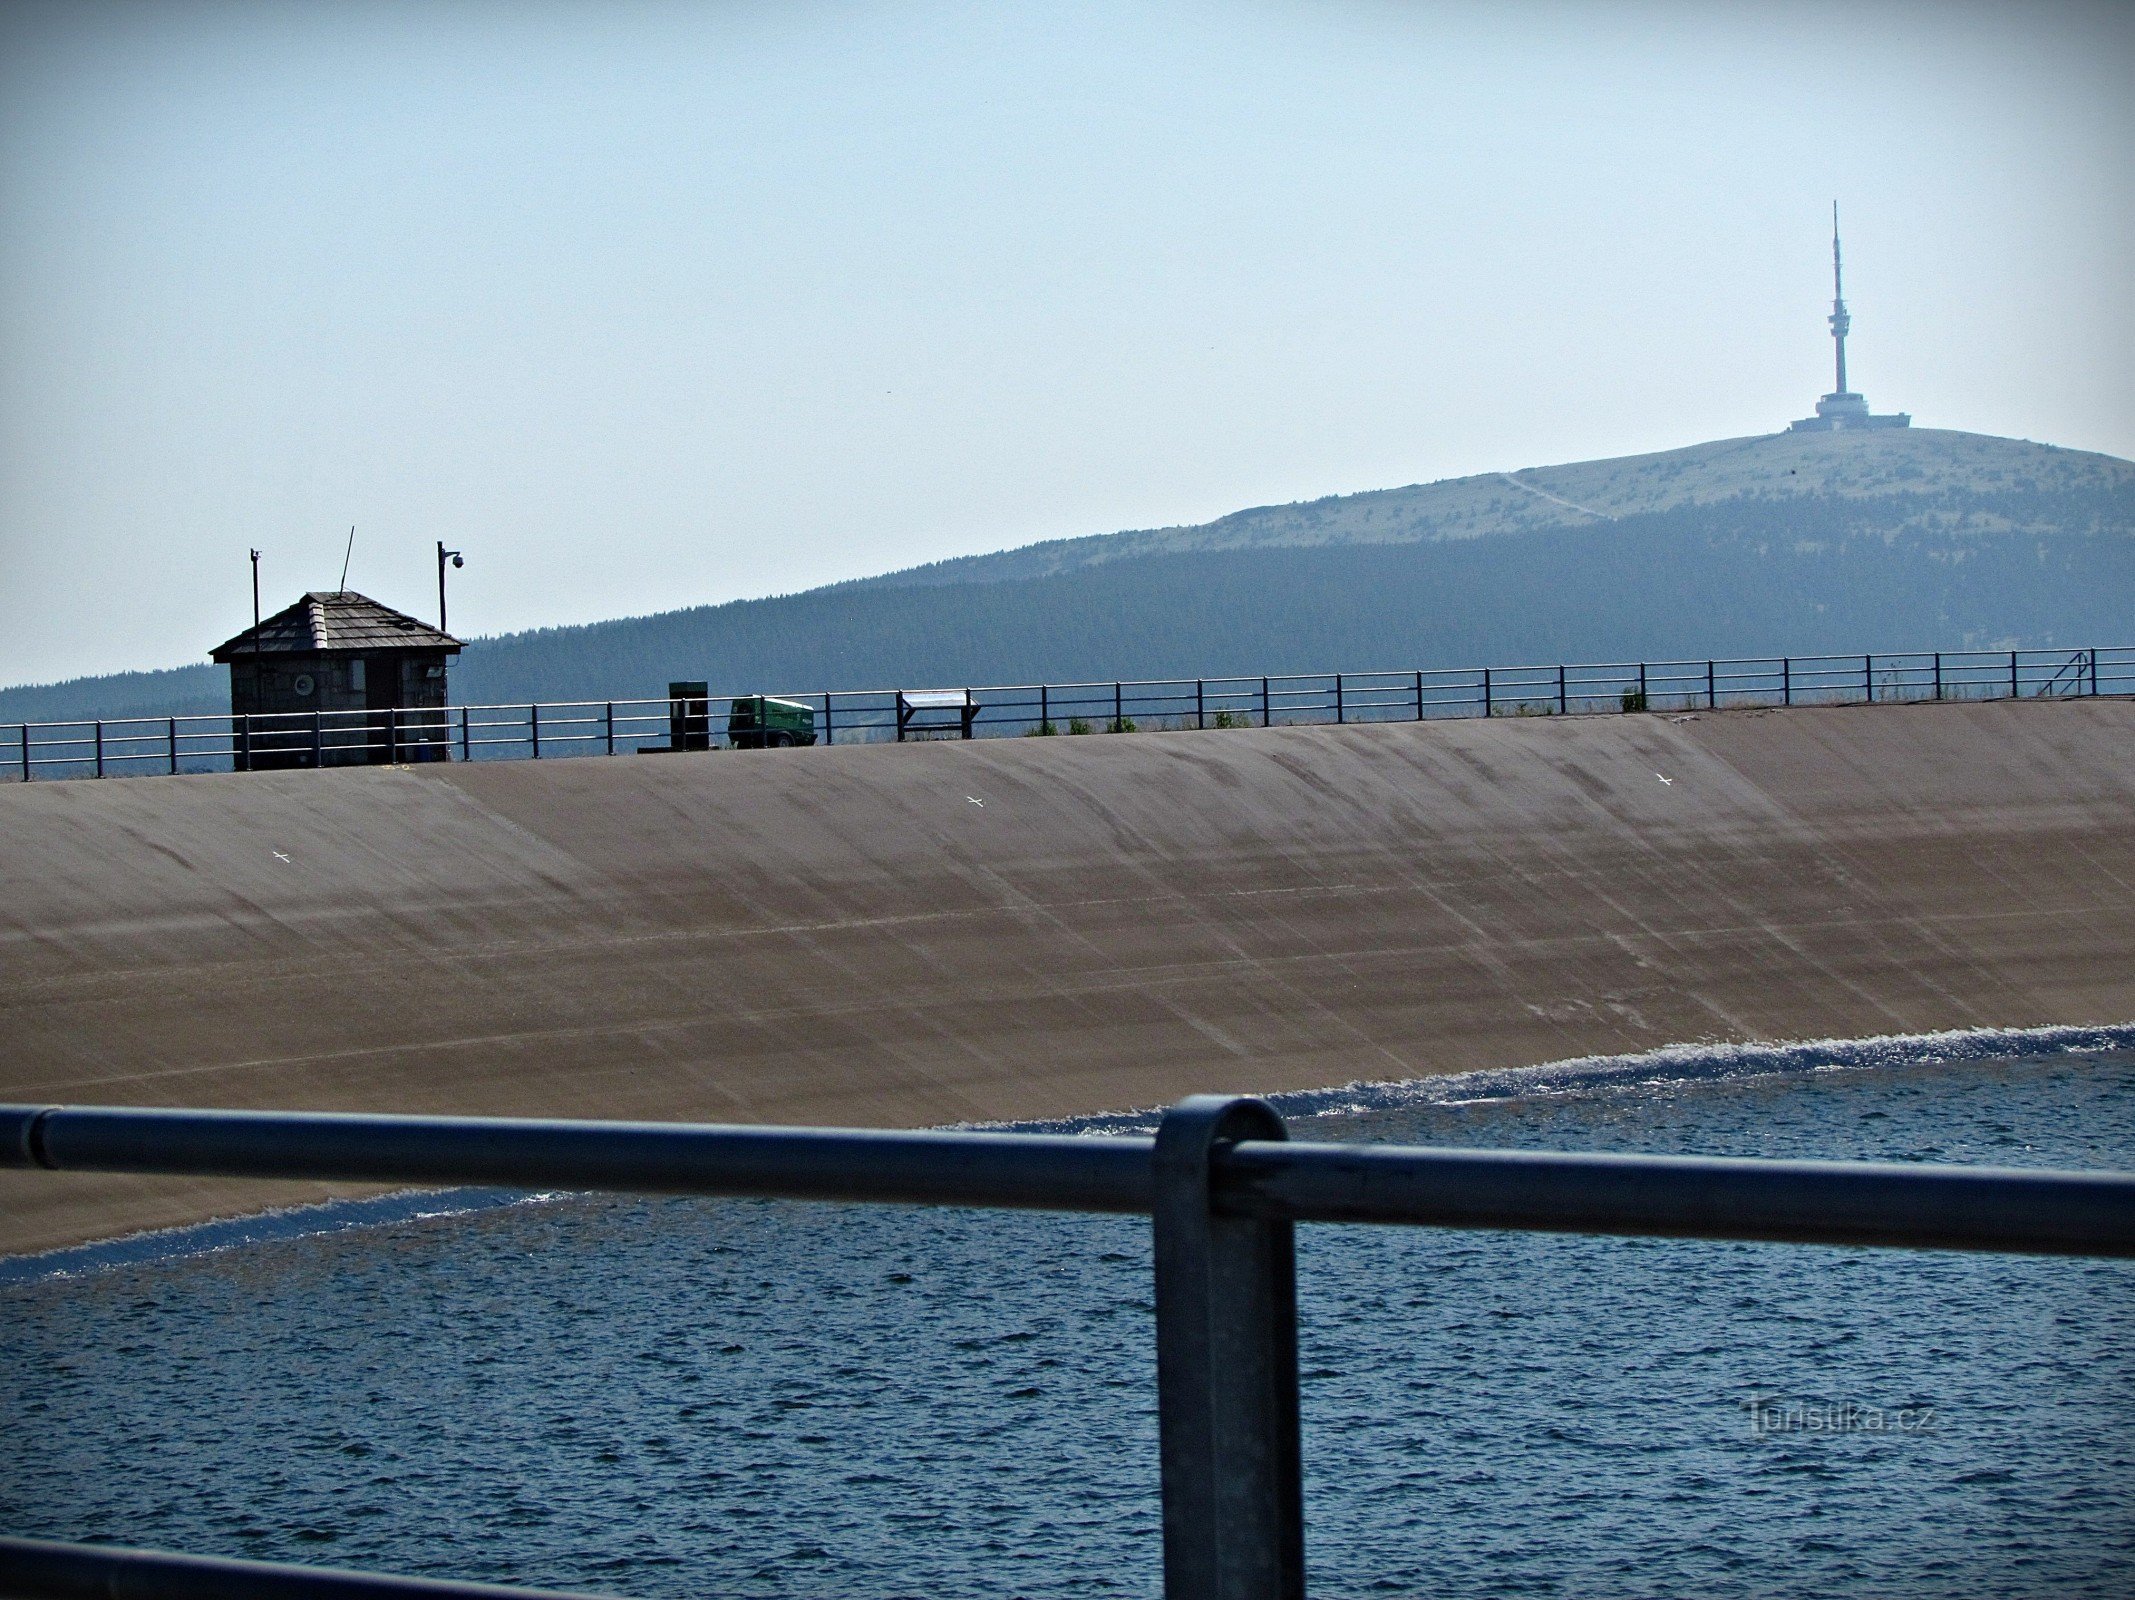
3,698,2131,1254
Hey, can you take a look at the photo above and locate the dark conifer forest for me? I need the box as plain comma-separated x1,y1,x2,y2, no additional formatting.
6,475,2128,726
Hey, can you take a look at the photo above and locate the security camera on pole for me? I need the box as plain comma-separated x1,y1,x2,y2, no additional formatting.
437,541,465,635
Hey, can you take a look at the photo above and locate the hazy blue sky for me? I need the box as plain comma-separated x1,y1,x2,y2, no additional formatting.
2,0,2129,686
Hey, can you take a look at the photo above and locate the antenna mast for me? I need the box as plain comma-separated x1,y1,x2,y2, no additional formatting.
338,525,356,593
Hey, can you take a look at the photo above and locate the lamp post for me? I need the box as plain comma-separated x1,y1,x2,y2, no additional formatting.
437,542,464,634
242,549,263,773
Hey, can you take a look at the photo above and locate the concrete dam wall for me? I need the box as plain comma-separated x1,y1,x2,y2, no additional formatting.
4,697,2131,1255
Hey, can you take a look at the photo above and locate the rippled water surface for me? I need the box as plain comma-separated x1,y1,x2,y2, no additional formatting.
5,1035,2133,1597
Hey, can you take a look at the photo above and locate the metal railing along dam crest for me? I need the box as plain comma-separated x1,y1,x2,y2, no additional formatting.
5,643,2127,779
3,1098,2132,1598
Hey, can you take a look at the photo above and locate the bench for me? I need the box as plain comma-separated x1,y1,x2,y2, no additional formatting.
896,688,977,741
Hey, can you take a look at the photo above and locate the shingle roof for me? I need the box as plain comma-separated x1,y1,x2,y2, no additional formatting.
211,592,462,661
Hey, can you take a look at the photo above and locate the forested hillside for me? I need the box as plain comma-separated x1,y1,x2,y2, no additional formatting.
444,487,2133,705
5,431,2128,726
847,427,2134,587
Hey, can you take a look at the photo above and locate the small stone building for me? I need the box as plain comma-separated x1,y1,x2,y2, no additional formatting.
211,591,462,770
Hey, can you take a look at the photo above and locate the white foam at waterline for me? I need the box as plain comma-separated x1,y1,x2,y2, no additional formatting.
6,1022,2129,1283
0,1186,541,1286
958,1022,2135,1136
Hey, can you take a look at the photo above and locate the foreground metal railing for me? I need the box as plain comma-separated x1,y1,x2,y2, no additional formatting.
4,1100,2133,1599
5,644,2128,780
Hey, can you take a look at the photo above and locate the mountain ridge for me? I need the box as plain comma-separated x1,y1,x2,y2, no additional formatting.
844,428,2133,589
4,427,2128,725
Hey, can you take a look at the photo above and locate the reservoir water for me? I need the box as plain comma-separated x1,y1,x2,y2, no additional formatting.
5,1028,2132,1597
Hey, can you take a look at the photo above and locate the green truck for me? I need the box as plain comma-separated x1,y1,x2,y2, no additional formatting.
727,694,819,749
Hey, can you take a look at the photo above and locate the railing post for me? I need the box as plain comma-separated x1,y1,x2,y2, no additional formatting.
1637,661,1647,711
605,702,615,756
94,721,104,778
1557,664,1567,716
1864,654,1873,704
1414,670,1423,721
18,725,27,783
530,704,541,759
387,706,399,765
1707,659,1716,710
2090,648,2100,698
1782,657,1791,707
1041,684,1049,732
1197,679,1205,731
312,710,324,769
238,715,251,773
2010,650,2019,700
460,707,471,763
1153,1096,1304,1600
1933,652,1943,702
823,693,834,746
168,716,178,775
1334,674,1344,725
1260,676,1270,728
1482,667,1492,717
1115,681,1124,732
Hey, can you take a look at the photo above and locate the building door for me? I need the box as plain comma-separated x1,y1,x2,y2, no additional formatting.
363,656,403,763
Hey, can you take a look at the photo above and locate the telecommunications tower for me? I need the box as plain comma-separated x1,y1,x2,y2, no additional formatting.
1790,204,1909,431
